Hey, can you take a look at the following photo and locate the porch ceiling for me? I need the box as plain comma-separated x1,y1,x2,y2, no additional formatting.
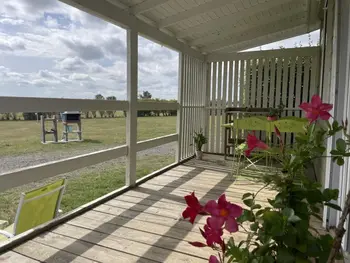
61,0,321,58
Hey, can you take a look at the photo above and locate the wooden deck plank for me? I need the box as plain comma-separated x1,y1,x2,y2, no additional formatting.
4,154,327,262
65,217,212,259
32,232,155,263
0,251,40,263
13,240,98,263
48,224,207,263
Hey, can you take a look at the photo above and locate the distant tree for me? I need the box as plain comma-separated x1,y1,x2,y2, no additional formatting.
139,91,152,99
94,94,105,118
95,94,105,100
106,96,117,117
138,91,152,117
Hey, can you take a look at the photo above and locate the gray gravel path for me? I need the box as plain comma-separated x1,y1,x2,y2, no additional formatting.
0,142,176,174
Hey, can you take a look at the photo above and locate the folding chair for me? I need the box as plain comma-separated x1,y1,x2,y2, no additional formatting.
0,179,66,240
232,116,269,178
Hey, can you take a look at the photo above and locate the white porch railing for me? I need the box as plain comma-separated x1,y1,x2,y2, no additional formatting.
0,96,179,193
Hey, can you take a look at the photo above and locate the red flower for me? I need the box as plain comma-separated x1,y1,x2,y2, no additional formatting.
209,255,220,263
182,192,204,224
245,132,269,157
299,94,333,123
203,217,224,246
205,194,243,233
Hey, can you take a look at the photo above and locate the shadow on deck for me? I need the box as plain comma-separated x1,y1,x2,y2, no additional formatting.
0,154,326,263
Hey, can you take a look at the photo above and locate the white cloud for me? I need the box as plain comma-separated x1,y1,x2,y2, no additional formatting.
0,18,24,25
0,37,25,51
44,16,59,28
69,73,94,81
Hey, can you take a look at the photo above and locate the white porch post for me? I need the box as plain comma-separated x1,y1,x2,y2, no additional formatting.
126,29,138,186
176,53,184,163
203,62,211,152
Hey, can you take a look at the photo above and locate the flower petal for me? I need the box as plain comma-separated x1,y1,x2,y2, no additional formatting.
244,149,252,157
207,216,225,229
209,255,220,263
185,192,200,207
311,94,322,108
204,200,218,216
319,103,333,111
299,102,312,112
217,194,227,206
225,217,239,233
182,207,197,224
319,111,332,120
189,241,207,247
257,141,269,149
228,203,243,218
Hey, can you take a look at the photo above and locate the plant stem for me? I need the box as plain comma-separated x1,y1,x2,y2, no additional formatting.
327,191,350,263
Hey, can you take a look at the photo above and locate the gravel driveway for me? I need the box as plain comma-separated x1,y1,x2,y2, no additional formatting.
0,142,176,174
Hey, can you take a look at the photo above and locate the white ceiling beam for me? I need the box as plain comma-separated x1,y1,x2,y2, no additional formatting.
178,0,300,39
106,0,129,9
159,0,240,29
214,20,321,54
209,26,309,56
201,13,308,53
190,0,304,47
206,46,320,62
60,0,204,60
130,0,168,15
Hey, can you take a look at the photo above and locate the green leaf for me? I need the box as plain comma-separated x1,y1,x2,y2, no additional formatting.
282,208,294,218
276,248,295,263
288,215,301,223
242,193,253,200
243,199,254,207
251,204,262,210
325,202,342,211
250,222,259,231
336,138,347,152
330,149,341,155
237,209,254,223
262,255,275,263
337,157,345,166
323,189,339,202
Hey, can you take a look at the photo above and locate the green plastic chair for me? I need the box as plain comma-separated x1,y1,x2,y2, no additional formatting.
0,179,66,240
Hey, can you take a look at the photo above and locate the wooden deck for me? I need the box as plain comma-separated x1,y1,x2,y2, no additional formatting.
0,154,325,263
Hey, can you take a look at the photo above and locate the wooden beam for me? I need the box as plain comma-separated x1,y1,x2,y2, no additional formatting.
201,13,308,53
0,146,127,192
177,0,299,39
126,29,138,187
206,46,320,62
136,133,178,152
190,0,305,46
130,0,167,15
213,24,315,54
159,0,240,29
0,96,128,113
60,0,204,60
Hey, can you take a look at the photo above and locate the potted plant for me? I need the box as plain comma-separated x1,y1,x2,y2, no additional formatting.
267,103,285,121
191,129,207,160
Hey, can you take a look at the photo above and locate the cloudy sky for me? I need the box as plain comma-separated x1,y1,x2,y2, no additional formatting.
0,0,319,100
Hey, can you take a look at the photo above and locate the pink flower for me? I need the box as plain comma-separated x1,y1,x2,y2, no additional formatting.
203,217,225,246
205,194,243,233
299,94,333,123
245,132,269,157
182,192,205,224
209,255,220,263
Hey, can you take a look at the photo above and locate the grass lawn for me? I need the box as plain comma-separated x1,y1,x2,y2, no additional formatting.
0,153,175,224
0,116,177,156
